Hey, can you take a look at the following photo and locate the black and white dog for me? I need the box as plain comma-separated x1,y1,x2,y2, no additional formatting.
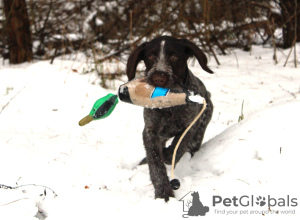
126,36,213,201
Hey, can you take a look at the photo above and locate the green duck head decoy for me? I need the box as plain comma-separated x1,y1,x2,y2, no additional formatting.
79,93,118,126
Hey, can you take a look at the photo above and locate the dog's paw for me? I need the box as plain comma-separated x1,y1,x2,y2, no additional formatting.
155,186,174,202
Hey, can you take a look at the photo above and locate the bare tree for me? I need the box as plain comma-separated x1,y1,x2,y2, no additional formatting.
1,0,299,66
278,0,300,48
3,0,33,64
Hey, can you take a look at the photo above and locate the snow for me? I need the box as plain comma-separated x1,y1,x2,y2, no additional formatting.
0,44,300,219
188,95,204,103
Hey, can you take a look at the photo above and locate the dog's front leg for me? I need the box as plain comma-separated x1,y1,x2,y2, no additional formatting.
143,128,174,202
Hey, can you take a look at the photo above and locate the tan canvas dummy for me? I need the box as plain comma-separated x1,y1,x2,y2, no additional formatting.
118,77,204,108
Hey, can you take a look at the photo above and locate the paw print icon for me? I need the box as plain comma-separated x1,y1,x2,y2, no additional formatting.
256,196,266,206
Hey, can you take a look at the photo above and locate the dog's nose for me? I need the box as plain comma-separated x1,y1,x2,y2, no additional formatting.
151,72,168,87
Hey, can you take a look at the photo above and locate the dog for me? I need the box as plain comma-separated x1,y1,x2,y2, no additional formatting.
126,36,213,202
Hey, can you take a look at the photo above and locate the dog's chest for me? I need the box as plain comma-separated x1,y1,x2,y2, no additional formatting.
146,105,199,138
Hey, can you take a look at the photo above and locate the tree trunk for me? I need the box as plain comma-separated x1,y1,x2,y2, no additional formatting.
280,0,300,48
3,0,33,64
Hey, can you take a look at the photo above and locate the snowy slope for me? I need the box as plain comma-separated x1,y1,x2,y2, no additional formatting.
0,45,300,220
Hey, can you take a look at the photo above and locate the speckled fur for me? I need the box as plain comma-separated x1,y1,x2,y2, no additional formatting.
126,36,213,202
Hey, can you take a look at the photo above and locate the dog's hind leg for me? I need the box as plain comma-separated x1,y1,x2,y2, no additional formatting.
162,131,191,165
163,101,213,165
188,100,213,156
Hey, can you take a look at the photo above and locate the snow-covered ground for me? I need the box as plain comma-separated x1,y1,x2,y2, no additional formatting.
0,45,300,220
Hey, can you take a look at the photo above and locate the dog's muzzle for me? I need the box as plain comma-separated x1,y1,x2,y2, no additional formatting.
150,71,169,87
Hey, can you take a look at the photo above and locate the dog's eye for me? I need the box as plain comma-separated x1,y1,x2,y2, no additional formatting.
148,54,156,61
170,54,178,61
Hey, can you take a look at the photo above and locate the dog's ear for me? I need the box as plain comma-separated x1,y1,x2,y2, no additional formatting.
126,42,148,80
181,39,213,74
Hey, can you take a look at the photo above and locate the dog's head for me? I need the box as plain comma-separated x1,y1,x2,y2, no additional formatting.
126,36,213,88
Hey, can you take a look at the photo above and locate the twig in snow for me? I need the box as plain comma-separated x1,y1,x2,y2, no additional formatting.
0,184,58,197
0,198,30,207
283,37,297,67
238,100,245,122
278,84,297,99
0,86,26,115
232,50,239,68
237,179,250,185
